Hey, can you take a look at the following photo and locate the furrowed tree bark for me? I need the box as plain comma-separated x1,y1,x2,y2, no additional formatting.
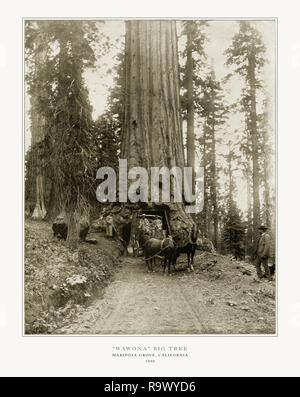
122,20,186,170
186,26,196,212
118,20,194,246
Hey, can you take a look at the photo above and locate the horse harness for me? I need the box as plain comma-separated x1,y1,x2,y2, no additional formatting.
145,236,174,261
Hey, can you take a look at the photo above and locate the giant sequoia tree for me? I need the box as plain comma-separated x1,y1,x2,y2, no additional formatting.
48,21,98,247
118,20,194,245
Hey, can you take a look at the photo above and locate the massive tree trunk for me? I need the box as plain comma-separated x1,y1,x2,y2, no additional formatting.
118,20,194,246
122,20,185,170
185,26,195,192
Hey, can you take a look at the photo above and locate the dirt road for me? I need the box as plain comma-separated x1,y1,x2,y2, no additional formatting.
55,253,276,335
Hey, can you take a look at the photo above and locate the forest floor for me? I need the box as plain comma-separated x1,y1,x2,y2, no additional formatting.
54,249,276,335
24,219,124,334
25,219,276,335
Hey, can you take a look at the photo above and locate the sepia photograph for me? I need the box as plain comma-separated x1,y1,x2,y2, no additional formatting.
24,18,276,336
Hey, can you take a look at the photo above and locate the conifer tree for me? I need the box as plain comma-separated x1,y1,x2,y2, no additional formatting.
26,21,101,247
225,21,266,243
198,68,228,248
222,140,246,259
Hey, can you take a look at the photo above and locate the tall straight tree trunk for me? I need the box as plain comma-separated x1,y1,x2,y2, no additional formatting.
198,120,208,236
122,20,185,170
31,104,47,220
201,121,208,236
261,108,270,226
245,163,253,256
186,26,195,194
226,145,234,256
263,157,270,227
120,20,194,246
31,36,47,220
228,150,233,213
32,174,46,219
248,53,260,242
211,121,218,249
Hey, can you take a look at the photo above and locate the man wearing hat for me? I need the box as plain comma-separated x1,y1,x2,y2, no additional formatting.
255,225,272,280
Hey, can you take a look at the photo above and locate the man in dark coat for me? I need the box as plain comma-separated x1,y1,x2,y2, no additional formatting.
255,225,272,280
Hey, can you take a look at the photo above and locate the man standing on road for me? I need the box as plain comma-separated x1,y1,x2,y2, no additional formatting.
255,225,272,281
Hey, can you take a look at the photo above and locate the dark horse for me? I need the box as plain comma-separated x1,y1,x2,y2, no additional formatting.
144,236,174,273
172,224,199,272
